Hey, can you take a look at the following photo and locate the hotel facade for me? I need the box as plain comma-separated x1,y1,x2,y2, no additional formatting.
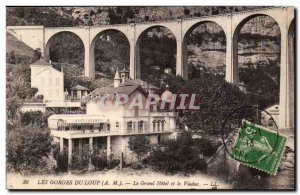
48,68,178,167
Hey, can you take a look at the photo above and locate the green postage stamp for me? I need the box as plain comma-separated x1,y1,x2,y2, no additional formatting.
231,120,287,175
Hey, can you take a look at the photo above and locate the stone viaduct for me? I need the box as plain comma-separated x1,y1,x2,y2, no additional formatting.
6,7,294,129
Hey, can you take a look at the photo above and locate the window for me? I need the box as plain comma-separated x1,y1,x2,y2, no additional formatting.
94,123,100,128
116,122,119,131
144,122,147,132
127,121,132,131
133,122,136,132
161,120,166,131
107,124,110,131
152,121,156,132
157,121,161,132
138,121,144,132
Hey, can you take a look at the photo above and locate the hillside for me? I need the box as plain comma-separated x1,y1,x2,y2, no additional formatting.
6,32,35,59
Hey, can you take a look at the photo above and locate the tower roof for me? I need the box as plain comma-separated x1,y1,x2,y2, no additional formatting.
120,66,129,73
114,68,120,80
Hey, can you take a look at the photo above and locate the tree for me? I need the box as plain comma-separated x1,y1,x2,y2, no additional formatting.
52,144,68,172
178,74,252,134
184,7,191,16
192,138,220,157
20,111,46,128
7,124,52,173
71,144,91,170
7,51,16,64
34,48,42,60
128,135,151,162
6,96,22,126
149,131,207,175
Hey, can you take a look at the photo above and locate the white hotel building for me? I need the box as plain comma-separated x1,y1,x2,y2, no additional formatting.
20,59,81,113
48,68,178,167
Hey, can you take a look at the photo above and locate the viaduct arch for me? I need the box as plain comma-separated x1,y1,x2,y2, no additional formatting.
182,20,227,78
44,30,85,65
89,29,131,79
6,7,295,129
135,25,178,79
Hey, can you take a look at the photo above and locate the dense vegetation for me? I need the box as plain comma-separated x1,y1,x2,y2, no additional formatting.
48,32,85,66
94,30,130,76
148,132,209,175
139,27,177,79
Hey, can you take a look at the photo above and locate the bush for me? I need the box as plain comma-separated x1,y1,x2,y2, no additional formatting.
131,162,146,170
36,94,44,100
108,159,124,169
128,135,151,162
55,150,68,172
149,132,207,175
20,111,45,127
17,156,56,175
192,138,219,157
92,156,107,170
70,144,92,170
7,125,52,174
52,143,68,172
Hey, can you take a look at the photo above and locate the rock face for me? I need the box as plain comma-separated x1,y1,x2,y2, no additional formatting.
7,6,265,26
186,16,280,74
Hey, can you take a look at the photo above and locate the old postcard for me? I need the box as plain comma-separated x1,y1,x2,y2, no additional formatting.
6,6,295,190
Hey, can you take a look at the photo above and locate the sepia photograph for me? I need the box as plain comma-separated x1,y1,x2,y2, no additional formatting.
5,5,295,190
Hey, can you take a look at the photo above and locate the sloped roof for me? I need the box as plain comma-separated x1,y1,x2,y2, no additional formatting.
106,79,158,89
132,79,159,89
83,78,158,103
71,85,89,91
31,59,51,66
83,85,140,102
92,85,139,96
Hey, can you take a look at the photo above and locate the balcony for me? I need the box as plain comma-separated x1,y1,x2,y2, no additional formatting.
125,128,177,135
51,128,177,139
51,129,119,139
